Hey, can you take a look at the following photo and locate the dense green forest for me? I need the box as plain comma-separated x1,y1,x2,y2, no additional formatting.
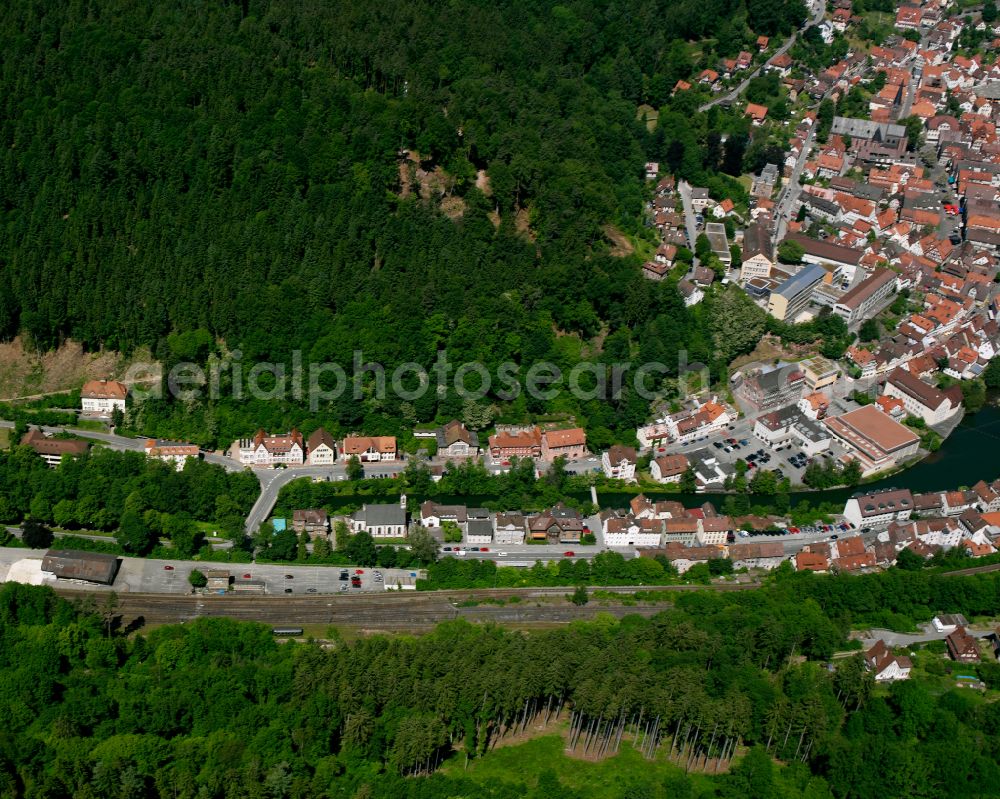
2,0,811,449
0,444,258,548
3,571,1000,798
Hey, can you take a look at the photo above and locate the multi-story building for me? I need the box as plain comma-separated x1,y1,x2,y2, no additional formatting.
824,405,920,476
540,428,587,462
237,429,305,466
488,427,542,461
650,454,689,483
832,268,897,327
144,439,200,471
882,368,963,426
601,445,637,482
435,420,480,458
292,509,330,539
767,263,826,321
342,435,397,462
493,513,526,545
843,488,915,528
307,428,337,465
740,221,774,282
800,356,840,392
81,379,128,415
20,428,89,468
736,365,806,412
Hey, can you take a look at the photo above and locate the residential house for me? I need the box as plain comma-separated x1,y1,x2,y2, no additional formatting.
81,379,127,415
946,626,981,663
306,428,337,465
798,392,830,420
493,513,526,545
292,509,330,539
602,445,637,482
604,516,664,547
745,103,769,125
864,640,912,681
651,454,689,483
435,420,480,458
726,541,785,570
698,516,733,546
796,547,831,572
342,435,397,462
466,512,494,545
527,504,584,544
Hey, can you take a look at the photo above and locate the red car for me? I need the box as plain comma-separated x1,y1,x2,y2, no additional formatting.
480,547,489,552
563,551,575,557
355,569,364,575
163,565,174,571
243,573,251,579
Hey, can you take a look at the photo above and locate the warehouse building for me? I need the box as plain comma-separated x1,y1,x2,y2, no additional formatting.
41,549,119,585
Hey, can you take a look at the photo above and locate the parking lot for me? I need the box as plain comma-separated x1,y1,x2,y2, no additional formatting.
658,409,856,487
106,558,423,595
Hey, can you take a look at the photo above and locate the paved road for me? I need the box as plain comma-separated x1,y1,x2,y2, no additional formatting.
773,121,816,245
862,625,993,649
678,180,701,269
697,0,826,113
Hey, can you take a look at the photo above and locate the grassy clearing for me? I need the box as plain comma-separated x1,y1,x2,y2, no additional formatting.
440,734,713,798
72,419,108,432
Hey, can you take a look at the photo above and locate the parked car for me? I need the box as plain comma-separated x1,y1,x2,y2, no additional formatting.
339,570,349,580
284,574,294,579
284,588,293,594
163,565,174,571
355,569,364,575
306,588,317,593
481,547,490,552
563,551,575,557
243,573,252,579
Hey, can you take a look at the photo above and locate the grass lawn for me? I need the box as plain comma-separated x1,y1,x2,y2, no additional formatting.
72,419,108,432
0,428,8,448
440,734,714,798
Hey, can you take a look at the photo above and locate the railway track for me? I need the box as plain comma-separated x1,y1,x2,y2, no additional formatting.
56,582,757,630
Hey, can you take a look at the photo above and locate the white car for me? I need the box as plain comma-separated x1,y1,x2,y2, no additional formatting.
499,551,508,556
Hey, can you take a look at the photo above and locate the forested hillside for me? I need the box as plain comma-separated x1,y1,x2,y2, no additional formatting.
3,572,1000,798
1,0,807,446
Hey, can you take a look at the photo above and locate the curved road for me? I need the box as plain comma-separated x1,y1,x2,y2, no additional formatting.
698,0,827,113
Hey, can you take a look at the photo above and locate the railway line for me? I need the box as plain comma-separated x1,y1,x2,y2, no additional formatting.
55,581,758,630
